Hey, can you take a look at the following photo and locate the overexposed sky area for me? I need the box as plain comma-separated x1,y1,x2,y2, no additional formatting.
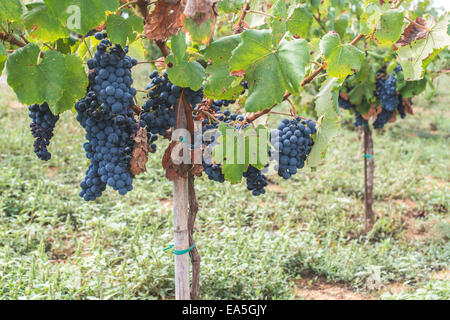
432,0,450,11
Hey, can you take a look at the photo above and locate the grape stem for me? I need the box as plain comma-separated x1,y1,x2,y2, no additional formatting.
234,1,250,34
117,0,140,12
247,10,275,19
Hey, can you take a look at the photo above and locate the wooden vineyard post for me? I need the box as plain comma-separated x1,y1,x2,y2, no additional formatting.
173,98,191,300
363,124,375,232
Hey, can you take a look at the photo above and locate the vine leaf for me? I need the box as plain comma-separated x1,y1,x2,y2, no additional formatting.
334,14,349,38
6,43,87,114
184,17,215,44
203,35,242,100
270,0,288,45
22,2,69,42
216,0,245,13
396,14,450,81
0,43,6,74
230,29,309,112
106,13,143,47
44,0,118,35
319,31,364,79
213,123,269,183
6,43,65,106
53,54,89,114
145,0,184,41
166,31,205,91
375,9,404,45
286,4,313,39
0,0,23,22
308,78,341,168
184,0,215,26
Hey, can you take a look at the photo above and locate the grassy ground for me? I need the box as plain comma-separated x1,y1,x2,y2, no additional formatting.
0,70,448,300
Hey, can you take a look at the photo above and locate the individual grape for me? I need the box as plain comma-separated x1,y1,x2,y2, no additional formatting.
28,102,59,161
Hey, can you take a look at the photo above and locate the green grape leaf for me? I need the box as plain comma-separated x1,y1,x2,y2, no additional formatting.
397,14,450,81
334,14,349,38
320,31,364,79
184,17,215,44
216,0,245,13
270,0,288,45
166,31,205,91
230,29,309,112
213,123,269,183
52,54,88,114
56,38,72,54
6,43,65,106
0,0,23,22
44,0,119,35
375,10,404,45
106,13,143,47
286,5,313,39
22,2,69,42
0,43,6,74
308,78,341,168
360,1,390,34
203,35,242,100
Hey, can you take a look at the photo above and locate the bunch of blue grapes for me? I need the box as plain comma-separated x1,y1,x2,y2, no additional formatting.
243,165,268,196
141,70,203,151
375,74,399,112
87,33,137,117
75,35,139,201
273,118,315,180
28,102,59,161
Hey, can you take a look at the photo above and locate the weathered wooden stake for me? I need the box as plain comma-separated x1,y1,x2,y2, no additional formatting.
363,124,375,232
173,98,190,300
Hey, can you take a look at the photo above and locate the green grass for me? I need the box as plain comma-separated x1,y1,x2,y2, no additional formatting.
0,72,448,300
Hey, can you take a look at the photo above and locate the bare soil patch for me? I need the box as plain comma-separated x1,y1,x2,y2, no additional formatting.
295,276,373,300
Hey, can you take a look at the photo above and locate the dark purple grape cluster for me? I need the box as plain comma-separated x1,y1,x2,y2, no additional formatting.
87,33,137,117
375,74,399,112
273,118,315,180
28,102,59,161
243,165,268,196
75,38,139,201
141,70,203,151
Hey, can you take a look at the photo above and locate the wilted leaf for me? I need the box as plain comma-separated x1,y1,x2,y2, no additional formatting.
397,17,429,46
145,0,185,41
130,127,150,175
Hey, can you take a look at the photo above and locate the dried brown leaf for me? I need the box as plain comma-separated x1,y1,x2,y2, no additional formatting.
388,110,397,123
396,17,429,47
184,0,215,25
145,0,185,41
130,127,150,175
362,105,382,121
403,98,414,115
